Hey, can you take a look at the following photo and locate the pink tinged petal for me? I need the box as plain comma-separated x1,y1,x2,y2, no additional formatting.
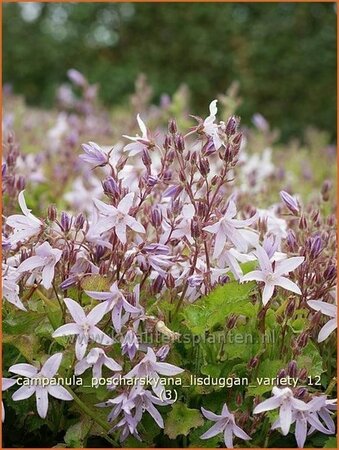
64,298,87,323
48,385,73,401
279,402,292,435
74,359,91,375
18,256,45,272
307,413,333,434
241,270,266,283
201,407,222,421
87,301,109,325
224,200,237,219
152,362,184,376
118,193,135,213
253,395,282,414
91,326,113,346
115,222,127,244
262,283,275,306
41,264,55,289
12,385,36,401
223,424,234,448
318,319,337,342
203,221,221,234
290,398,309,411
75,334,89,360
274,256,304,277
295,417,307,448
104,356,122,372
112,304,123,332
201,421,225,439
41,353,63,378
275,277,302,295
92,361,103,380
85,290,112,301
126,216,146,233
9,363,38,377
307,301,336,318
52,323,80,337
136,114,148,138
147,402,164,428
2,378,17,391
213,228,227,259
35,387,49,418
255,245,273,273
232,424,251,441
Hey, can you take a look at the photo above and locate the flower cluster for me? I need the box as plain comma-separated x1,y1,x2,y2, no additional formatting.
2,75,336,448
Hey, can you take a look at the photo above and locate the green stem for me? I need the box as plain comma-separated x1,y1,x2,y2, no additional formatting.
65,386,119,446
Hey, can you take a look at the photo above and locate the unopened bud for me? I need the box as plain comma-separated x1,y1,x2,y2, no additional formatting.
299,215,307,230
287,360,298,378
60,211,72,232
151,206,162,228
248,356,259,369
156,344,170,361
175,134,185,152
102,177,119,196
280,190,300,216
168,119,177,134
75,213,85,230
225,116,238,136
142,149,152,167
48,205,57,222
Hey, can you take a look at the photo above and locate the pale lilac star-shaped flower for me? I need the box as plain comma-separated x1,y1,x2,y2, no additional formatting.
307,300,337,342
94,193,146,244
201,403,251,448
18,242,62,289
2,265,26,311
203,199,258,257
6,191,43,245
123,114,152,156
9,353,73,419
241,245,304,305
124,347,184,396
79,141,108,166
2,378,17,421
96,391,135,424
131,385,170,429
202,100,223,150
86,282,141,333
307,396,337,434
74,347,122,381
52,298,113,360
271,396,334,448
253,387,309,436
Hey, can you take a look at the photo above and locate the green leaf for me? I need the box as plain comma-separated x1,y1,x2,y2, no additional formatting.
183,281,256,334
64,419,92,448
80,275,111,292
3,334,39,362
297,342,324,378
324,436,338,448
164,403,203,439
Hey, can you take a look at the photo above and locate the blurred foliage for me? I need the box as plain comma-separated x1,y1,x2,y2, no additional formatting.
3,2,336,141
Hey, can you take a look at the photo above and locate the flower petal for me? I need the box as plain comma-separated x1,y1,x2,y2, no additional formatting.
64,298,86,324
41,353,62,378
275,277,302,295
318,319,337,342
48,385,73,401
12,385,36,401
35,387,49,418
9,363,38,377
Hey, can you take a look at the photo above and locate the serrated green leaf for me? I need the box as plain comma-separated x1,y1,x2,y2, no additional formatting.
164,403,203,439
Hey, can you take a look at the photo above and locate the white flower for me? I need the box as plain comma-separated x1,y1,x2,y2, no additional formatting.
253,387,309,436
9,353,73,419
203,199,258,258
6,191,43,245
2,378,17,421
2,265,26,311
307,299,337,342
241,245,304,305
123,115,152,156
52,298,113,360
203,100,223,150
74,348,122,381
94,193,145,244
18,242,62,289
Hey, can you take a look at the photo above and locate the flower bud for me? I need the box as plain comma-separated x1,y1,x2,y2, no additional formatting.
225,115,238,136
175,134,185,152
248,356,259,369
156,344,170,361
298,368,308,381
309,236,322,258
226,314,238,330
287,229,298,252
74,213,85,230
60,275,78,290
151,206,162,228
324,264,336,280
60,211,72,232
102,177,119,196
16,176,25,191
198,158,210,177
146,175,158,187
299,215,307,230
280,190,300,216
277,368,287,379
48,205,57,222
321,180,331,201
151,275,164,295
168,119,177,134
165,273,175,289
191,216,200,239
287,360,298,378
142,149,152,167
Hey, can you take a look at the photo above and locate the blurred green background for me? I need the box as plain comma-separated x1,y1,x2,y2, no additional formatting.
3,2,337,141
